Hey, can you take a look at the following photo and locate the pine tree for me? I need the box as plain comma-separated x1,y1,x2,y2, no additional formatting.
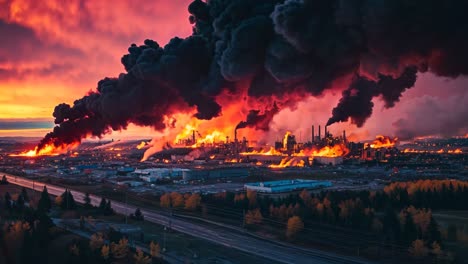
1,175,8,185
37,186,51,212
4,191,12,211
134,208,144,221
16,194,25,210
21,187,29,202
403,213,418,244
60,190,77,210
426,216,442,243
99,197,107,212
105,200,114,215
84,192,92,208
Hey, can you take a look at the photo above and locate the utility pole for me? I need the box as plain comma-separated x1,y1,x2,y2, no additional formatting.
242,209,245,228
163,225,167,252
125,189,128,224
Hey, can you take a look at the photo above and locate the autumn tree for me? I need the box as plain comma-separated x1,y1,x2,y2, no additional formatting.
37,186,51,212
111,238,129,259
170,192,184,207
286,216,304,239
299,189,311,207
431,241,442,258
245,209,263,225
409,239,428,258
160,193,171,208
184,193,201,211
89,233,104,251
101,244,110,260
150,241,161,258
134,248,151,264
246,190,257,207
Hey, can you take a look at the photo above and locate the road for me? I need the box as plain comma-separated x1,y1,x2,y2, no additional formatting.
4,174,371,264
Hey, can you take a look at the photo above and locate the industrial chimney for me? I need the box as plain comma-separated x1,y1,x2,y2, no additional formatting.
343,130,346,143
324,125,328,138
312,125,315,142
318,125,321,140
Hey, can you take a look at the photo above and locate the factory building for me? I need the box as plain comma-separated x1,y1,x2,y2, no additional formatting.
182,167,249,181
313,156,343,166
244,179,332,193
134,168,190,182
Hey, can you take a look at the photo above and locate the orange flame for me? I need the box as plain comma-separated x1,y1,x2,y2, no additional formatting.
136,141,147,149
298,144,349,157
10,142,79,157
240,146,283,156
269,156,306,168
368,135,398,149
402,148,463,154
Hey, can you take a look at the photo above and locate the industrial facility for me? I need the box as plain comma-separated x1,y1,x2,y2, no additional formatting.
244,179,332,193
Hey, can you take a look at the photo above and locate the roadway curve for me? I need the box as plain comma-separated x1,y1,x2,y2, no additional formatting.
4,174,371,264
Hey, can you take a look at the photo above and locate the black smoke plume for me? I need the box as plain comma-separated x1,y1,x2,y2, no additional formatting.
235,103,279,131
39,0,468,149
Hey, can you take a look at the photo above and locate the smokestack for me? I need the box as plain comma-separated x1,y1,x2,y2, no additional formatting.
312,125,315,143
318,125,321,140
192,130,196,144
324,125,328,138
343,130,346,143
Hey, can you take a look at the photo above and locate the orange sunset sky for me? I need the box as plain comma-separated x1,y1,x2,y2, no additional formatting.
0,0,467,140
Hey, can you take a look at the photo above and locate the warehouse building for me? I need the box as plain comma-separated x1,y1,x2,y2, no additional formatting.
244,179,332,193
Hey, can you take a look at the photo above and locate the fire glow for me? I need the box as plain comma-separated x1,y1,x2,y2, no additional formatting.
368,135,398,149
9,143,79,157
402,148,463,154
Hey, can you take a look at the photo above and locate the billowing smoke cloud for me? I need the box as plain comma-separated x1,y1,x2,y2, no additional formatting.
236,103,279,131
39,0,468,149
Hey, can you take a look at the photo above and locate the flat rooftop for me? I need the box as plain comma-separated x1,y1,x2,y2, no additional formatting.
245,179,329,187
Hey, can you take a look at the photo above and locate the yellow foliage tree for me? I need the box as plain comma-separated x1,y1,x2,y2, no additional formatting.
134,248,151,264
184,193,201,211
286,216,304,238
431,241,442,257
170,192,185,207
150,241,161,258
89,233,104,251
246,190,257,207
409,239,428,258
245,209,263,225
160,193,171,208
55,196,63,206
111,238,129,259
101,244,110,260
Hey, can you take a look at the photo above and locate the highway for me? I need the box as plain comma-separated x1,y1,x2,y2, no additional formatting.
4,174,371,264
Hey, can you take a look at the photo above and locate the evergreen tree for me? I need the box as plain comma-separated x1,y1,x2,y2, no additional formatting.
382,207,400,242
134,208,144,221
99,197,107,212
21,187,29,202
4,191,12,211
16,194,25,211
403,213,418,244
60,190,77,210
84,192,92,208
426,216,442,244
37,186,51,212
105,200,114,215
0,175,8,185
